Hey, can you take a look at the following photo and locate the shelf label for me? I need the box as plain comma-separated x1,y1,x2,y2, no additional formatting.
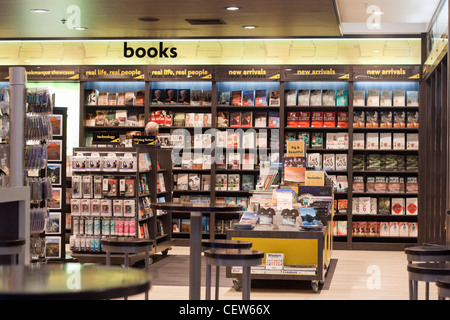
147,66,213,80
92,132,120,144
6,66,81,81
132,135,156,146
353,65,421,80
215,66,281,80
81,66,145,80
282,66,350,81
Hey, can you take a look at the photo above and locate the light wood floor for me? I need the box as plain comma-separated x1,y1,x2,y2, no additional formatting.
124,246,439,300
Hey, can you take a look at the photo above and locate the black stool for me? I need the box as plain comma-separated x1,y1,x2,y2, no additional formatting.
0,239,26,265
102,237,153,300
436,278,450,300
405,245,450,299
204,249,264,300
202,240,252,300
407,263,450,300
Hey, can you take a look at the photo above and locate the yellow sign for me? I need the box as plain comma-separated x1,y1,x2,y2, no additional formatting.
305,171,325,186
287,140,305,157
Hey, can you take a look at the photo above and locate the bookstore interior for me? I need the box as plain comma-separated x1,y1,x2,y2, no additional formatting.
0,0,450,302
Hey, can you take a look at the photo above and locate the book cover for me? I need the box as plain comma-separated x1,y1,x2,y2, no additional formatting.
269,90,280,106
353,133,365,150
227,174,240,191
407,133,419,150
165,89,177,104
217,111,229,127
298,90,310,106
117,92,126,105
391,198,405,215
380,111,393,128
136,90,145,105
365,111,379,128
241,111,253,127
310,90,322,106
322,90,336,106
268,111,280,127
230,111,241,127
85,89,98,105
285,90,297,106
311,112,323,127
393,90,405,106
95,110,106,127
311,132,323,148
218,91,231,105
151,89,165,104
367,90,379,106
298,112,310,127
286,111,299,127
337,112,349,128
353,111,365,128
255,90,267,106
108,92,117,105
407,111,419,128
202,175,211,191
215,174,228,191
231,91,243,106
242,174,254,191
336,89,348,106
323,112,336,127
282,157,306,183
177,89,190,104
254,112,267,127
353,90,365,106
124,91,136,106
322,153,335,171
393,133,405,150
379,132,392,150
98,92,108,105
307,153,322,170
406,91,419,106
105,110,118,126
190,90,202,106
201,90,212,106
305,171,325,186
380,90,392,106
393,111,406,128
335,154,347,171
242,90,255,106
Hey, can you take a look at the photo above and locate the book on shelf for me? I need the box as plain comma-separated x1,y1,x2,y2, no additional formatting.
336,89,348,106
190,90,202,106
85,89,98,105
393,90,405,106
117,92,126,105
407,111,419,128
287,111,299,127
298,112,310,127
136,90,145,105
231,91,242,106
393,111,406,128
243,90,255,106
366,111,379,128
215,174,228,191
380,111,393,128
367,90,379,106
151,89,165,104
407,133,419,150
177,173,188,191
241,111,253,127
406,198,418,215
353,111,365,128
188,173,201,191
337,112,349,128
255,90,267,106
175,88,190,104
227,174,240,191
241,174,254,191
269,90,280,106
310,90,322,106
107,92,117,105
307,153,322,170
201,90,212,106
282,156,306,183
268,111,280,127
202,175,211,191
298,90,310,106
311,112,323,127
229,112,241,127
217,111,229,127
311,132,323,148
254,112,267,127
380,90,392,106
353,90,365,106
124,91,136,106
391,198,405,215
285,90,297,106
407,91,419,106
323,112,336,127
218,91,231,105
322,90,336,106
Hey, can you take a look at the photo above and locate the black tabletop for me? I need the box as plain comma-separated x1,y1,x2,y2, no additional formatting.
0,239,26,247
204,249,264,260
102,237,153,247
405,245,450,256
202,239,253,249
0,263,151,300
407,263,450,275
150,202,243,212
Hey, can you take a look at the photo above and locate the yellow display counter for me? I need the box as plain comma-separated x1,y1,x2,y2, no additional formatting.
226,226,332,293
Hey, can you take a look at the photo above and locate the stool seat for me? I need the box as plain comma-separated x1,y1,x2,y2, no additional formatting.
204,249,264,261
436,278,450,290
201,240,252,250
407,263,450,276
0,239,26,247
102,237,153,248
405,245,450,256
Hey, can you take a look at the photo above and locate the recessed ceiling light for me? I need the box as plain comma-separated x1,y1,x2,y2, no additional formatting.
74,27,88,31
30,9,49,13
243,25,257,29
225,6,240,11
372,50,380,53
373,11,384,16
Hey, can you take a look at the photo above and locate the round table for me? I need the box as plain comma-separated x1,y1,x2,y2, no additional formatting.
0,263,151,300
150,202,242,300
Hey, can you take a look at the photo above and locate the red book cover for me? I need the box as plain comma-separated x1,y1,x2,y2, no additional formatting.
311,112,323,127
337,112,349,128
298,112,310,127
323,112,336,127
286,111,299,127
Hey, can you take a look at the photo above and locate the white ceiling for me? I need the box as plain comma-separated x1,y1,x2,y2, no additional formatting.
0,0,443,39
337,0,442,34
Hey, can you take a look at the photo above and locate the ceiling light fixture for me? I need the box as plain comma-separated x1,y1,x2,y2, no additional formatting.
74,27,88,31
225,6,240,11
30,9,49,13
243,25,257,29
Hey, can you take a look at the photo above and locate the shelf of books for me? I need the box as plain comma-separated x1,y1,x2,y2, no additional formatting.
346,66,421,250
69,146,173,263
77,64,422,250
